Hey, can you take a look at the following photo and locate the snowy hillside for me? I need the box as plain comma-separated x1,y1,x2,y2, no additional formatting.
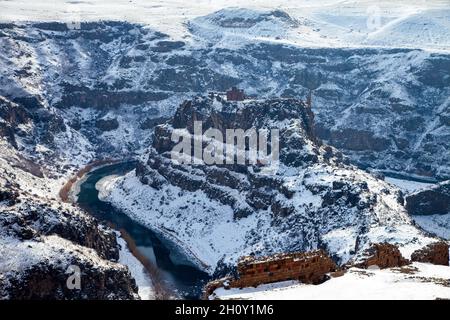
0,0,449,300
1,0,449,51
0,95,152,299
99,96,438,273
1,19,449,178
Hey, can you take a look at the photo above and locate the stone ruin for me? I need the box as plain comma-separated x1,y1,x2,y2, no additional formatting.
204,242,449,299
352,242,450,269
204,250,337,298
351,243,410,269
411,241,449,266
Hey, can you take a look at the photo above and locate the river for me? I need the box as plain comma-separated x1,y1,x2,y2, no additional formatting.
75,162,211,299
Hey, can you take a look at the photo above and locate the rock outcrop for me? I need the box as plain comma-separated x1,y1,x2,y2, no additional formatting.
104,95,435,271
0,152,140,300
0,199,140,299
1,241,139,300
411,242,449,266
145,95,321,221
406,181,450,216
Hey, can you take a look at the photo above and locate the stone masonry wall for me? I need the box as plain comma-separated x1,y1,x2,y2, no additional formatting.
352,243,409,269
411,241,449,266
232,250,337,288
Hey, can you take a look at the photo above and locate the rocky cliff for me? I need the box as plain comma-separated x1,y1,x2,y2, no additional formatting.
406,181,450,215
101,95,437,273
1,7,449,298
0,138,139,299
0,197,140,299
0,16,449,179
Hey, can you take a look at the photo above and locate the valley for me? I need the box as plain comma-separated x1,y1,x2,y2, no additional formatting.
0,1,449,300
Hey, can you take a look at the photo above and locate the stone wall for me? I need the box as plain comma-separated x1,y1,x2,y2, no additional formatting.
233,250,337,287
411,241,449,266
204,250,337,297
352,243,409,269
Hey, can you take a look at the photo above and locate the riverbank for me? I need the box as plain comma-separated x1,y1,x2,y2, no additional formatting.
60,160,161,299
116,232,155,300
96,173,216,274
116,228,173,299
65,161,210,299
59,158,120,202
96,174,213,274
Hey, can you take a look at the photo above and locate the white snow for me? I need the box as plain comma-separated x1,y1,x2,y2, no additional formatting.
212,262,450,300
116,233,154,300
0,234,121,275
98,172,267,272
97,161,438,270
386,177,435,194
0,0,449,51
413,213,450,240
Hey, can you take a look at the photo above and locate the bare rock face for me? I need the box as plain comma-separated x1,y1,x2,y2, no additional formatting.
411,242,449,266
95,118,119,132
127,95,432,270
352,243,410,269
0,175,140,300
3,252,139,300
148,95,322,221
406,181,450,216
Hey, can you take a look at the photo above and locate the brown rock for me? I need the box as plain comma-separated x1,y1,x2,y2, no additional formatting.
411,242,449,266
233,250,336,288
353,243,409,269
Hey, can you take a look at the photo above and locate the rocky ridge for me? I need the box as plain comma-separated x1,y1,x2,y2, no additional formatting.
0,16,449,179
101,95,438,273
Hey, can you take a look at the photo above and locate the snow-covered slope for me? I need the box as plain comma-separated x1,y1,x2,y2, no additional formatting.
1,0,449,51
99,96,438,273
1,0,449,299
1,19,449,178
0,104,150,299
212,262,450,300
414,214,450,240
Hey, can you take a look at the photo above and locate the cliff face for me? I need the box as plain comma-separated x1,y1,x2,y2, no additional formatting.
0,141,140,300
101,95,437,273
411,242,449,266
0,186,140,299
406,181,450,215
0,9,448,298
0,19,449,179
145,96,322,221
1,236,139,300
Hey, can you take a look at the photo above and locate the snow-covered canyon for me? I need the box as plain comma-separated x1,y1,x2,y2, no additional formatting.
1,0,449,299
